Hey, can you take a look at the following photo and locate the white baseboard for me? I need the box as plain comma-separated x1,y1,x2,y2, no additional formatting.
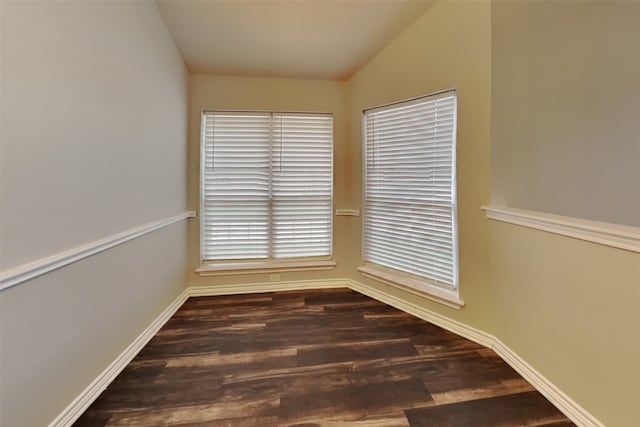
50,278,604,427
345,279,604,427
347,279,491,347
493,340,604,427
48,289,190,427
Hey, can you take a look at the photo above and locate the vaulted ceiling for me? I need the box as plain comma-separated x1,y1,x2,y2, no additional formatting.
157,0,435,80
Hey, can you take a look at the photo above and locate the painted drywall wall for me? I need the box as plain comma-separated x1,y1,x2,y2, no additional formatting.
491,0,640,226
0,1,188,269
489,222,639,427
0,2,189,426
0,224,189,427
346,1,494,332
490,2,640,425
186,4,493,333
187,74,357,287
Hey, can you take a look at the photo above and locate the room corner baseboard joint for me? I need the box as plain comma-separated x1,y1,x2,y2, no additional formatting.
49,278,604,427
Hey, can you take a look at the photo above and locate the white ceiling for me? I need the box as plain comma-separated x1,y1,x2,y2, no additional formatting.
156,0,435,80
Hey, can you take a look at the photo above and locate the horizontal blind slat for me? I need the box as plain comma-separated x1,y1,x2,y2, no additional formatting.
363,92,457,287
202,112,333,260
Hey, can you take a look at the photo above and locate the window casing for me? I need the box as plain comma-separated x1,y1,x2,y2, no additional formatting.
201,111,333,262
362,90,458,291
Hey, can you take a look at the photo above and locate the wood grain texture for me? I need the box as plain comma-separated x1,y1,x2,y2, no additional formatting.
73,288,574,426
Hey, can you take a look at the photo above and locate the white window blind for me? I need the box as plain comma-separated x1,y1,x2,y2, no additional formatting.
201,111,333,261
363,90,458,288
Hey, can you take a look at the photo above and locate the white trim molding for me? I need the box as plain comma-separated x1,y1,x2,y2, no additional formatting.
50,278,604,427
49,280,347,427
188,279,351,297
357,265,464,309
48,289,190,427
483,205,640,253
492,340,604,427
0,211,196,291
347,279,488,345
345,279,604,427
196,260,336,277
188,278,348,296
189,278,602,426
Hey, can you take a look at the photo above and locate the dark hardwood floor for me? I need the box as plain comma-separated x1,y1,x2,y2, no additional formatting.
74,288,575,426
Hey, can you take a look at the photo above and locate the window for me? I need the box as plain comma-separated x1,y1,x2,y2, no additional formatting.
362,90,458,298
200,111,333,263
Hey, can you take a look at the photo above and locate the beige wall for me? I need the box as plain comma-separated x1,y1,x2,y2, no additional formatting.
2,1,633,426
186,2,640,425
0,2,189,426
187,74,357,286
186,0,493,315
187,0,494,345
491,0,640,226
489,222,639,427
490,1,640,425
347,0,494,332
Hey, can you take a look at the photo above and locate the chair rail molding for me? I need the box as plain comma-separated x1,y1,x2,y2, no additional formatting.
0,211,196,291
482,205,640,253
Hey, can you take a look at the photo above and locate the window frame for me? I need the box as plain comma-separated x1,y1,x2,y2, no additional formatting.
199,109,334,267
360,90,462,307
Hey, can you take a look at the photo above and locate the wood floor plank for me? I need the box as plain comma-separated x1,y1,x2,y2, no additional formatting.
281,416,411,427
297,338,418,367
304,291,373,306
405,391,570,427
279,379,431,424
166,347,297,369
73,288,574,427
105,398,280,427
174,415,279,427
429,377,536,405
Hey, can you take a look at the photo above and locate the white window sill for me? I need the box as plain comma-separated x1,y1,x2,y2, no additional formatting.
196,260,337,277
358,265,464,309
